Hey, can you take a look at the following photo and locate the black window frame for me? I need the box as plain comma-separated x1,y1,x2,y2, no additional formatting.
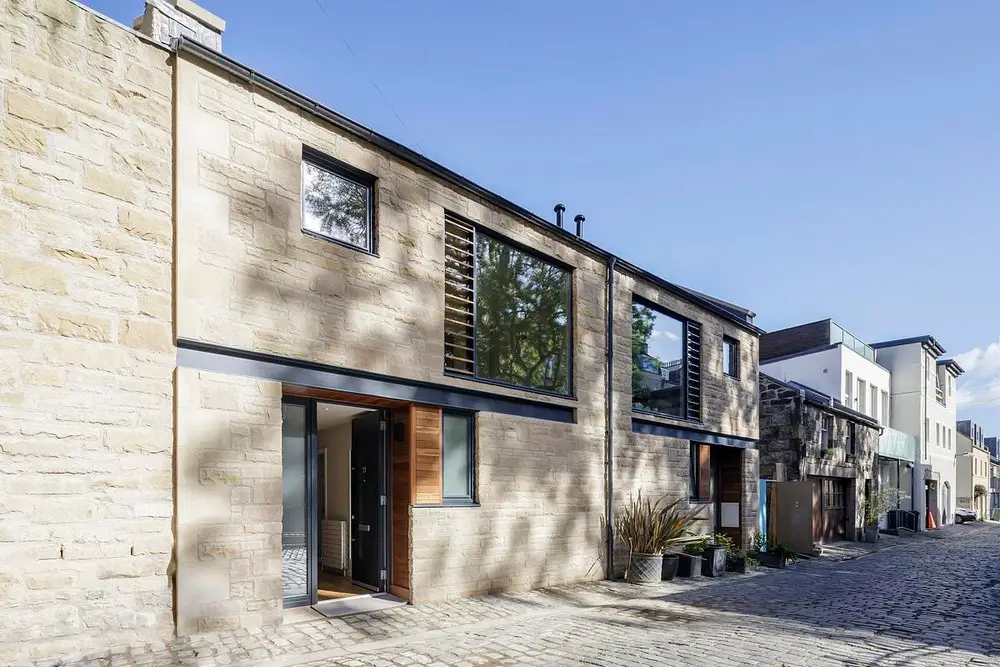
821,414,833,450
443,213,576,399
722,335,740,379
441,409,477,506
848,422,857,456
689,442,716,503
300,146,378,255
631,296,701,422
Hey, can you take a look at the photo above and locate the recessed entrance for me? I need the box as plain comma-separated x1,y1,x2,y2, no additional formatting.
280,391,401,613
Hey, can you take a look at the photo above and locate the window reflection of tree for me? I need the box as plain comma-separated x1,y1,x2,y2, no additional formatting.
475,235,571,394
632,303,684,417
303,162,370,248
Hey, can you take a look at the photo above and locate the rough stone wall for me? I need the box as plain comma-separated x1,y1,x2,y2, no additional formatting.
611,272,760,563
411,410,605,602
759,377,879,539
173,54,609,608
0,2,174,662
758,375,804,480
175,368,283,635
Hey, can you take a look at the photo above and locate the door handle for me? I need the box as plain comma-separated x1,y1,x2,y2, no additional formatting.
359,524,370,532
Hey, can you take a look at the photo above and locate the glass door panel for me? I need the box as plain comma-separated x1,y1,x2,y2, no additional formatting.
281,401,311,606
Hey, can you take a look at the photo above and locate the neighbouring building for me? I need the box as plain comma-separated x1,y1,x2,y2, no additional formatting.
956,419,990,519
871,337,964,530
759,320,916,527
987,437,1000,518
758,374,880,549
0,0,761,662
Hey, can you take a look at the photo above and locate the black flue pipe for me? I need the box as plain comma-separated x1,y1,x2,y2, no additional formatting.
554,203,566,229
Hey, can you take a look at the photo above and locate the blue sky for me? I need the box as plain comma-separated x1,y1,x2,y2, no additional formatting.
88,1,1000,434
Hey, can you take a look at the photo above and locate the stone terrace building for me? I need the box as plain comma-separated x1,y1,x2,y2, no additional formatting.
759,374,880,546
0,0,760,662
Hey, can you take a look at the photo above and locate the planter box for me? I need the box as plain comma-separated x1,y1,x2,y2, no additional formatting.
626,553,663,585
677,554,703,578
863,526,879,543
726,556,751,573
661,554,679,581
701,545,727,577
759,551,787,569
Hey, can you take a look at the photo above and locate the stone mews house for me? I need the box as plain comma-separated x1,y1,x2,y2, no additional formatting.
758,374,880,550
0,0,760,662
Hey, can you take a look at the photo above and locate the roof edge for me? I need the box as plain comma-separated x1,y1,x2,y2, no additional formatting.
172,37,763,335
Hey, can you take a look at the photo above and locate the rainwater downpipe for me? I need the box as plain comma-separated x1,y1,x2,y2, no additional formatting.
604,255,617,579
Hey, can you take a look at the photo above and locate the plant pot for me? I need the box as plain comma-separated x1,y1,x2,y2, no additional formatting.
661,554,680,581
626,553,663,585
863,526,879,543
701,544,727,577
759,551,787,569
726,556,748,573
677,554,703,578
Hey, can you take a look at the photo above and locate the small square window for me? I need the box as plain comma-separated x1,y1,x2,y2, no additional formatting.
722,336,739,379
301,150,375,253
442,411,475,504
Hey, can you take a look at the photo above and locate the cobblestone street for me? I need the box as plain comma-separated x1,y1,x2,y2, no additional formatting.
35,522,1000,667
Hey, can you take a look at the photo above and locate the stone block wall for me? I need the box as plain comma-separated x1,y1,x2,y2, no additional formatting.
611,270,760,563
758,375,804,480
0,2,174,662
173,50,611,610
411,411,605,602
175,368,283,635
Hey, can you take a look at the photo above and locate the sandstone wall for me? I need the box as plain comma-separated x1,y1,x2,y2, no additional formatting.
0,1,174,662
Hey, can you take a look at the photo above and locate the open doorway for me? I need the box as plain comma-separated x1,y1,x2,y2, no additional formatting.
281,396,392,611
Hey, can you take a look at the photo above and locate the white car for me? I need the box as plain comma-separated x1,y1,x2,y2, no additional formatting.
955,507,977,524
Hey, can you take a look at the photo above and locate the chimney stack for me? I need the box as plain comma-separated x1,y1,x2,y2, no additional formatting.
135,0,226,51
574,214,585,238
553,203,566,229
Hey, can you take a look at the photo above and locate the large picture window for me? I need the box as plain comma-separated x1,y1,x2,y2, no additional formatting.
632,299,701,420
444,216,572,395
301,149,375,253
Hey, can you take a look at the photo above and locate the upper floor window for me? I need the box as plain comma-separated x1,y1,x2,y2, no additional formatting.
845,371,853,406
848,422,857,456
881,391,889,426
722,336,740,379
301,148,375,253
857,378,866,413
632,299,702,421
821,414,833,450
443,216,572,395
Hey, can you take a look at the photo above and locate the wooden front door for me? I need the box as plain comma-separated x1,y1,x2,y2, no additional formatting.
818,478,847,543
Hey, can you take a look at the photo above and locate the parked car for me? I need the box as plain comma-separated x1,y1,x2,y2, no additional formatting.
955,507,977,524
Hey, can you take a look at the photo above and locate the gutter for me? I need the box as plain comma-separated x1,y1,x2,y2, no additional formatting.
604,256,617,579
170,36,764,337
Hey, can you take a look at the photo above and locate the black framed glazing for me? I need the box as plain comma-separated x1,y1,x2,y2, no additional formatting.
722,336,739,379
631,295,688,419
441,409,476,505
280,395,319,608
300,146,377,255
443,212,576,399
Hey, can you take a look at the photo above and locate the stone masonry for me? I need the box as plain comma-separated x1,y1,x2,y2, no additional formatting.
759,374,880,539
174,368,283,635
611,269,760,558
172,46,609,616
0,1,175,663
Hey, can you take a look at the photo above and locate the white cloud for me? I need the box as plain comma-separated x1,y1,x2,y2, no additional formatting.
955,338,1000,407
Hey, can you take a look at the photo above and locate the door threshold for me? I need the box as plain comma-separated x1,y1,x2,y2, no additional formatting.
311,593,407,619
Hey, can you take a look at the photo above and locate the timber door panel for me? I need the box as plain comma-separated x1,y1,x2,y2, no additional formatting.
390,407,411,599
819,478,847,543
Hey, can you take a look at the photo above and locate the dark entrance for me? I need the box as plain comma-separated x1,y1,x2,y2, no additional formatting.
814,478,847,543
351,410,387,591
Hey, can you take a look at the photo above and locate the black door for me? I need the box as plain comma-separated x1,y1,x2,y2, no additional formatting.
351,411,384,590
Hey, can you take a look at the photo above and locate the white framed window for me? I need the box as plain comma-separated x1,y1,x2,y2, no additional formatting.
857,378,866,412
845,371,853,406
869,384,878,419
881,391,889,425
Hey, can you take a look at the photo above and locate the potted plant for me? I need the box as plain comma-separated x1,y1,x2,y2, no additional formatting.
701,535,727,577
712,533,752,574
759,543,798,569
658,498,706,581
862,488,909,541
821,447,836,460
677,539,706,578
615,492,704,585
